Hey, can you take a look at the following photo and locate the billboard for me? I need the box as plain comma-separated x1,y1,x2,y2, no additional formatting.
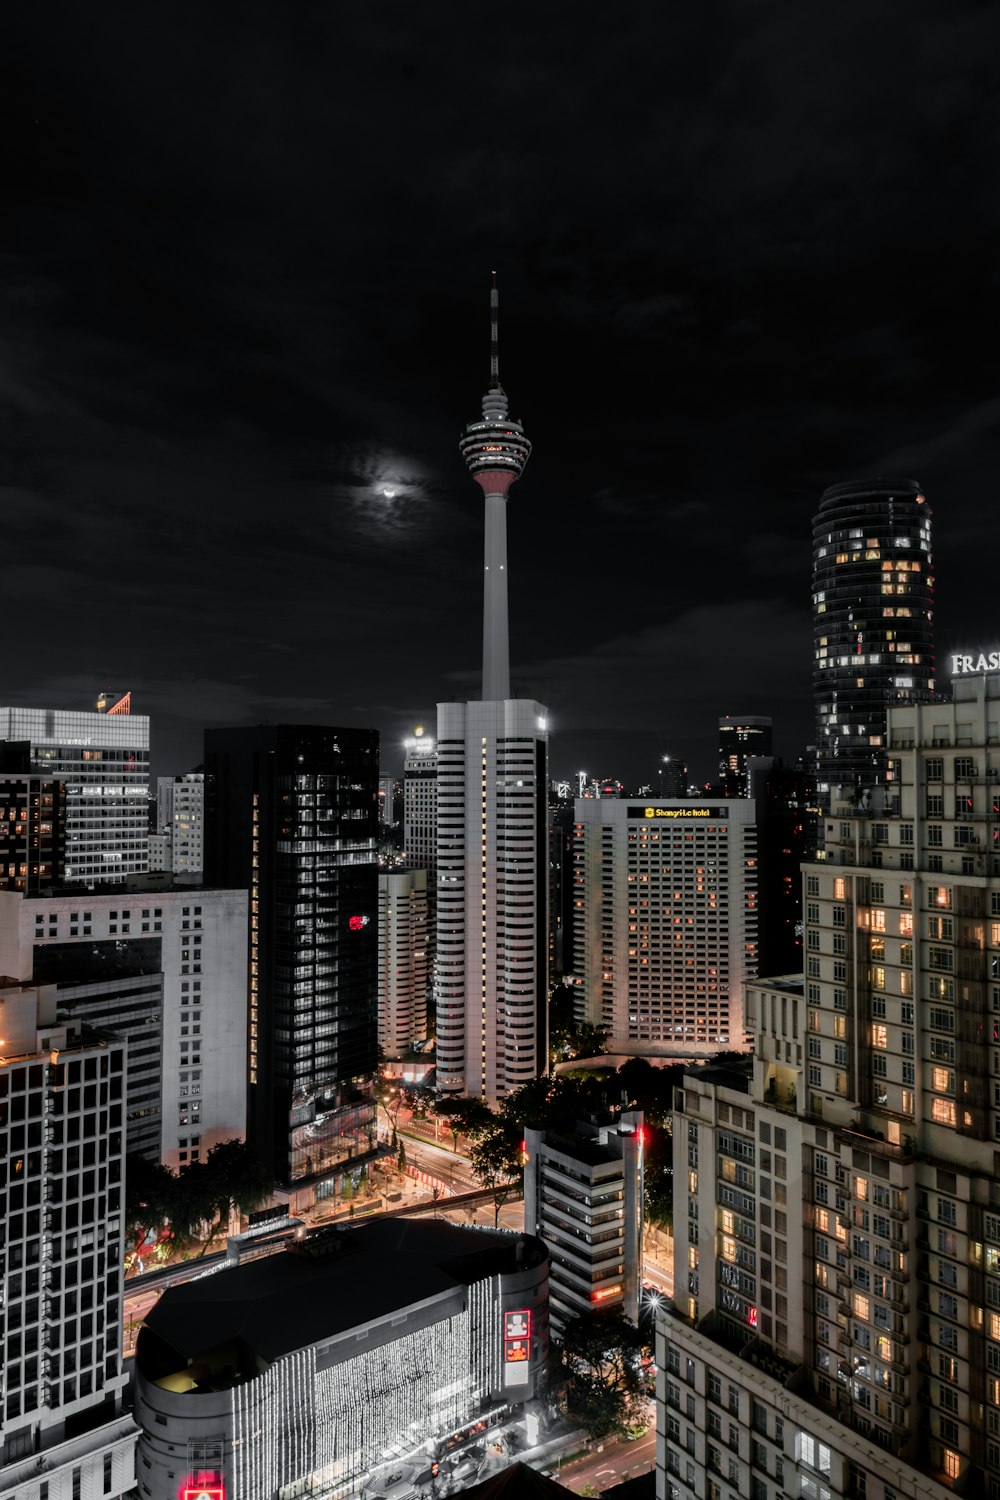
503,1309,531,1388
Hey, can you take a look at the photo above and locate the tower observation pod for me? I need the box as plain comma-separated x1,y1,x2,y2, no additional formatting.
458,275,531,702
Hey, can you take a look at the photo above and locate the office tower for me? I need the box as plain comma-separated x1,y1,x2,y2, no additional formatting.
204,725,379,1199
747,757,818,975
378,775,397,828
658,673,1000,1500
574,798,757,1056
549,793,577,979
377,867,429,1058
524,1109,643,1333
403,728,437,877
133,1220,549,1499
154,771,204,879
435,280,548,1101
658,757,689,799
0,981,137,1495
0,775,65,893
813,477,934,794
719,716,772,797
0,886,248,1165
0,702,149,884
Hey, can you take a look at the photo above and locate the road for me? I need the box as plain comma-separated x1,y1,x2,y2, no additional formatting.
555,1425,658,1493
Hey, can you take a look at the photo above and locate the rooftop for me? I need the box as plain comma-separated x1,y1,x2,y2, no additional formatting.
137,1218,546,1391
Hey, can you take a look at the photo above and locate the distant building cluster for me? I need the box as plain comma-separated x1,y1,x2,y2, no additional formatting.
6,277,995,1500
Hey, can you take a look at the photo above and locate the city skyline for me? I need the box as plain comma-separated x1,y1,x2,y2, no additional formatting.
6,7,1000,786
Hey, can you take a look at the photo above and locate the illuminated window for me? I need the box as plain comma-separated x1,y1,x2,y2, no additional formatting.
931,1098,957,1126
871,1024,888,1048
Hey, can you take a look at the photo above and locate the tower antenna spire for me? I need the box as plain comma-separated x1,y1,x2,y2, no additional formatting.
490,272,500,391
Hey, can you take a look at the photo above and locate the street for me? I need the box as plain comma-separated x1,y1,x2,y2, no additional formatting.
554,1425,658,1493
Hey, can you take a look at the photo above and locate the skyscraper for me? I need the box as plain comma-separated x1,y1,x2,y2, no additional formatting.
0,701,150,884
718,715,772,797
435,280,548,1101
658,674,1000,1500
813,478,934,794
573,798,758,1056
0,982,137,1494
204,725,379,1198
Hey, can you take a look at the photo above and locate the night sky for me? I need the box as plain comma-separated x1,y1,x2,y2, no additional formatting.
6,5,1000,788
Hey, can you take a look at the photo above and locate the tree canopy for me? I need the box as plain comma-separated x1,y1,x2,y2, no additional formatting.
559,1309,650,1438
124,1140,273,1267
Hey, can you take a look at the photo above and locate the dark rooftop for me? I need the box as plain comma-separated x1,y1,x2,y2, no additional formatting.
137,1218,545,1384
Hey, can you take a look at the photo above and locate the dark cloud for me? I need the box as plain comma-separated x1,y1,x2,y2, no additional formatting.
3,2,999,781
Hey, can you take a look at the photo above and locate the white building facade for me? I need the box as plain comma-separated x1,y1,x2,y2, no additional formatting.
435,699,548,1101
574,798,758,1056
377,867,429,1058
155,771,204,877
0,885,248,1169
523,1109,644,1333
0,981,137,1497
0,705,150,884
403,732,437,880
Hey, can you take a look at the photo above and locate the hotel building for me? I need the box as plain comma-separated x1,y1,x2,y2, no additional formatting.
574,798,758,1056
658,670,1000,1500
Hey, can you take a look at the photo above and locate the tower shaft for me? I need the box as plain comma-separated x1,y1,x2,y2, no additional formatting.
483,490,510,700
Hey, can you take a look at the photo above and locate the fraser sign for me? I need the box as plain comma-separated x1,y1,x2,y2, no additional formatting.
951,652,1000,676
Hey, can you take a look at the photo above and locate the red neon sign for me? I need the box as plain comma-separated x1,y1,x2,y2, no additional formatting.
747,1306,758,1329
348,915,369,931
180,1484,224,1500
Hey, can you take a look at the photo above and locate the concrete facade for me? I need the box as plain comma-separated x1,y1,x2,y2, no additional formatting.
574,798,758,1056
435,698,548,1101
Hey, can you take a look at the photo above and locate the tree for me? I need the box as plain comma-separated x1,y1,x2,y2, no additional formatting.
433,1095,494,1151
124,1153,176,1270
186,1140,273,1254
397,1138,407,1174
643,1122,673,1235
558,1309,649,1439
468,1124,522,1227
548,984,609,1066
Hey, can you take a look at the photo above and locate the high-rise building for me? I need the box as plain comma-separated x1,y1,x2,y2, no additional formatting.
813,478,934,794
658,672,1000,1500
155,771,204,878
436,280,548,1101
377,866,429,1058
658,757,689,799
0,775,65,893
204,725,379,1199
719,716,772,798
0,885,248,1165
747,756,818,976
0,702,150,884
524,1109,644,1333
403,728,437,877
573,798,758,1056
0,981,137,1495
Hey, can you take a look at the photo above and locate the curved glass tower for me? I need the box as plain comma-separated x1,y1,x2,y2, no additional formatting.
813,477,934,793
